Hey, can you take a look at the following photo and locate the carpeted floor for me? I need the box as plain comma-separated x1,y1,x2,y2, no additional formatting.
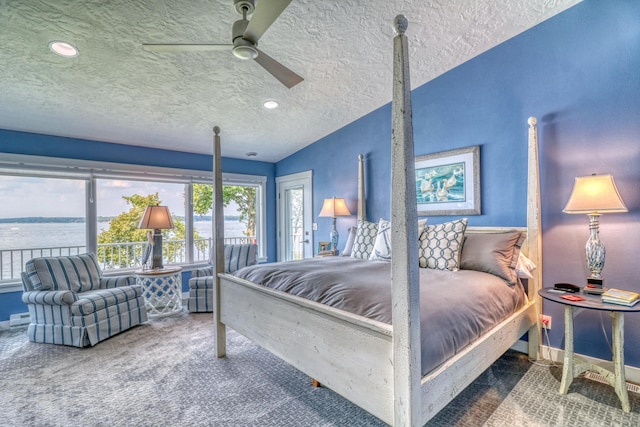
1,312,638,426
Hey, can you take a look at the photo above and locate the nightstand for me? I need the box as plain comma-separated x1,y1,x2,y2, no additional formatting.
135,267,183,317
539,288,640,412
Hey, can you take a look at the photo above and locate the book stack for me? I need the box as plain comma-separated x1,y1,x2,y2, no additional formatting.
601,288,640,307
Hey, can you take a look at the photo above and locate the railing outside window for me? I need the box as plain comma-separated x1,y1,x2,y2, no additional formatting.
0,236,255,283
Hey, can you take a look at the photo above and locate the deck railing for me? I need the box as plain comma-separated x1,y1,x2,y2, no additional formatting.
0,236,255,283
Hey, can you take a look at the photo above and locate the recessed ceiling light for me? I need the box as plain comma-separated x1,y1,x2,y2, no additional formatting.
246,152,258,157
263,100,279,109
48,41,79,58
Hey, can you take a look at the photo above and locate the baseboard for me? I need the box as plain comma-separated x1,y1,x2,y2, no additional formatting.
0,320,10,331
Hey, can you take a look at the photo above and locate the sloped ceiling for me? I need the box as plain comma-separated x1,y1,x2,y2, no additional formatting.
0,0,580,162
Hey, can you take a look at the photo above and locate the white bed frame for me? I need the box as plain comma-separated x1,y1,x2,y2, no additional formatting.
210,16,542,426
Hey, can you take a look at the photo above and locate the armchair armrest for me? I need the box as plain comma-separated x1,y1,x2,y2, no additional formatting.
100,275,136,288
191,266,214,279
22,290,77,306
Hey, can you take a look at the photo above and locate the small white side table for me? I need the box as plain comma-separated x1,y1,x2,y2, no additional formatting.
135,267,183,317
539,288,640,412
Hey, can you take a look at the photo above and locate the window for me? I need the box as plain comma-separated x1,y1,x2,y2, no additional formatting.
0,154,268,290
0,175,86,283
96,179,186,269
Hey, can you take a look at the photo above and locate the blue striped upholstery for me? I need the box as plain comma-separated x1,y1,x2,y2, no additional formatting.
21,253,148,347
188,244,257,312
25,253,102,292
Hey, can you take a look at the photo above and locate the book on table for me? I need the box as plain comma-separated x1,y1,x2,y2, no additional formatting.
601,288,640,306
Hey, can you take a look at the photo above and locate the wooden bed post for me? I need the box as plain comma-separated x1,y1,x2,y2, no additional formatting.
391,15,421,427
526,117,542,361
357,154,366,222
212,126,226,357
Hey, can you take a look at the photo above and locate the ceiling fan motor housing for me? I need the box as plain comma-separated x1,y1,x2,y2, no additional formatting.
231,18,258,60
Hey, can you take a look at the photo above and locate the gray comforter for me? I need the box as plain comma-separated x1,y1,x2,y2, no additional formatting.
233,257,527,376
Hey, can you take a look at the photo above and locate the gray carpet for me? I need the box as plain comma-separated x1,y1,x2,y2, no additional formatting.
1,312,638,427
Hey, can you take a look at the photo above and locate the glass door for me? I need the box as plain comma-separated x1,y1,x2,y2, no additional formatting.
276,171,313,261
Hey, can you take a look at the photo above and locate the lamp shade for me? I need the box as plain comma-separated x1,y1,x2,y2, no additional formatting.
138,205,175,229
563,174,627,214
318,197,351,218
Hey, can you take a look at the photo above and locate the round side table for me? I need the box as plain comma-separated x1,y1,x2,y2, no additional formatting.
135,267,183,317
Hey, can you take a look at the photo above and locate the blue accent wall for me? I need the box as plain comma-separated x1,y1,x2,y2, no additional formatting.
277,0,640,368
0,129,277,321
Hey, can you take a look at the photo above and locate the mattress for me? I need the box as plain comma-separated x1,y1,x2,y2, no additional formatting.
233,257,527,376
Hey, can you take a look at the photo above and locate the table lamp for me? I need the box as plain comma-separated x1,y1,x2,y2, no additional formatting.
318,197,351,251
138,205,175,269
563,174,627,285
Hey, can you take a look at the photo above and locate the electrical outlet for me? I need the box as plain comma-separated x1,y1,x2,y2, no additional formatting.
541,315,552,330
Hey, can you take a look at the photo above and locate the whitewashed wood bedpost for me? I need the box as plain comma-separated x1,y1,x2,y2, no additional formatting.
357,154,366,221
526,117,541,361
212,126,226,357
391,15,421,427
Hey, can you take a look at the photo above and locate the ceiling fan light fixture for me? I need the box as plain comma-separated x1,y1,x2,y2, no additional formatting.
48,41,79,58
232,44,258,60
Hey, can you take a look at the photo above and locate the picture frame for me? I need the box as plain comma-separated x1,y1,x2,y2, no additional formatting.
415,145,481,216
318,241,331,252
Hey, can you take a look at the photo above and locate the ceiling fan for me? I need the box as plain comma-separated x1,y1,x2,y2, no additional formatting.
143,0,303,88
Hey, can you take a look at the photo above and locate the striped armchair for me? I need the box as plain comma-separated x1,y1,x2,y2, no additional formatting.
188,244,258,312
21,252,148,347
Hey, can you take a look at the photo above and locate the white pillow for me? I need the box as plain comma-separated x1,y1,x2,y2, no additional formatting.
350,220,379,260
369,219,392,262
340,226,357,257
516,252,536,279
419,218,468,270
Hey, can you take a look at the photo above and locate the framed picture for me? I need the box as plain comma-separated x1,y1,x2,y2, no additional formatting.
318,241,331,252
415,145,481,216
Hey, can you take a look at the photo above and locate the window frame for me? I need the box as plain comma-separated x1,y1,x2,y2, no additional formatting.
0,154,268,292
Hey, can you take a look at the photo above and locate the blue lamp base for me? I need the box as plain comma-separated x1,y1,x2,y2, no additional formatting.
330,218,339,252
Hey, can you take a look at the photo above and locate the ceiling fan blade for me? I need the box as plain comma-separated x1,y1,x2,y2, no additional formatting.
243,0,292,43
143,44,232,53
254,48,303,88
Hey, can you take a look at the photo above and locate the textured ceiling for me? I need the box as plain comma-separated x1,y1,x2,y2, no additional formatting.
0,0,580,162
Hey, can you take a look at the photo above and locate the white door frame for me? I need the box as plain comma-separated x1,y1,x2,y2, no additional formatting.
276,170,313,261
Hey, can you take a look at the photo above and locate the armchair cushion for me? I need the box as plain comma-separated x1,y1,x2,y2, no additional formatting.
25,253,102,292
71,286,144,316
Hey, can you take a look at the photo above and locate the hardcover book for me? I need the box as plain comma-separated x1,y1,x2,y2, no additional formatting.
601,288,640,306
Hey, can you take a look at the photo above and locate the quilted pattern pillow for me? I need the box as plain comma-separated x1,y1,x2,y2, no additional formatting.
351,220,378,260
419,218,468,270
369,219,392,261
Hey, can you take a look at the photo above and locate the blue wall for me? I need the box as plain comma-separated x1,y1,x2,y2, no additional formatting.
277,0,640,368
0,129,277,321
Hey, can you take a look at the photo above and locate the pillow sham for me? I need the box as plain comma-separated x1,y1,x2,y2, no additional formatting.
369,219,392,261
350,220,379,260
516,252,536,279
340,226,357,257
419,218,468,270
459,230,526,286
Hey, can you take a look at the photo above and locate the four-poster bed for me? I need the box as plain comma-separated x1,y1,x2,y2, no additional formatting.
208,16,542,426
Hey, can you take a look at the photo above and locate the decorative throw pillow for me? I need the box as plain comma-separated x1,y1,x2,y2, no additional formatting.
419,218,468,270
516,252,536,279
350,220,379,260
369,219,392,261
340,226,357,257
459,230,526,286
418,218,427,236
